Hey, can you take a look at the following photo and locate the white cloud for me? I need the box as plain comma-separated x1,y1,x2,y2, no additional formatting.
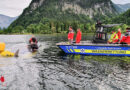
112,0,130,4
0,0,32,17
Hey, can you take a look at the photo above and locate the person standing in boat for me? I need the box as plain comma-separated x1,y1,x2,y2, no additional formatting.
68,26,74,44
76,28,82,43
95,20,103,39
108,31,118,44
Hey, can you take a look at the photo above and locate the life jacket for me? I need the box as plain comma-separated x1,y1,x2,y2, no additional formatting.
113,32,118,41
29,37,37,44
120,36,130,44
68,30,74,40
117,31,121,40
0,42,15,57
108,32,118,42
76,30,81,43
0,43,5,53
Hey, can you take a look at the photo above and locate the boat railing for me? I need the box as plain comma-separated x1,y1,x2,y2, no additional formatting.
56,41,130,47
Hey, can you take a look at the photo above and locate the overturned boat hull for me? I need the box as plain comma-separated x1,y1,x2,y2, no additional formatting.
57,41,130,57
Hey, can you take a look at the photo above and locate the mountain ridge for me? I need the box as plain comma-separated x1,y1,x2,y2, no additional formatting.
10,0,118,28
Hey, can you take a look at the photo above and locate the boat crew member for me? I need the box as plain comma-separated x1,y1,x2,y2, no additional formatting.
95,20,103,39
68,26,74,44
76,28,82,43
120,28,130,45
108,31,118,44
117,28,122,42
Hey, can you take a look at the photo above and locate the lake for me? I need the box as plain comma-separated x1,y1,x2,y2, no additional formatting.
0,35,130,90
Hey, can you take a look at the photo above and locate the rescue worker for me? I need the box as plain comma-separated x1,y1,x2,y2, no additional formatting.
76,28,82,43
68,26,74,44
95,20,103,32
29,35,38,44
108,31,118,44
117,28,121,42
120,28,130,45
28,35,38,51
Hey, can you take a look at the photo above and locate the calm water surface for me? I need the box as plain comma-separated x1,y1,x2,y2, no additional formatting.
0,35,129,90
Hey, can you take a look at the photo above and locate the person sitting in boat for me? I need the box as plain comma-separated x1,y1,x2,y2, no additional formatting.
108,31,118,44
120,28,130,45
117,28,122,42
68,26,74,44
76,28,82,43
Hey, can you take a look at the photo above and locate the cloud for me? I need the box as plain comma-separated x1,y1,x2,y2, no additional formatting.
0,0,32,17
112,0,130,4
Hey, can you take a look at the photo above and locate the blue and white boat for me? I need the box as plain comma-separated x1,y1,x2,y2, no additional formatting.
57,24,130,57
57,41,130,57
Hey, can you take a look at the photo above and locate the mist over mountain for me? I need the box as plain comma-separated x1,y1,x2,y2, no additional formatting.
110,9,130,25
115,3,130,13
0,14,17,29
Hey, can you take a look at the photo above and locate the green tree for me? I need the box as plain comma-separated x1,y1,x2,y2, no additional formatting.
26,24,36,33
12,26,24,33
121,24,128,33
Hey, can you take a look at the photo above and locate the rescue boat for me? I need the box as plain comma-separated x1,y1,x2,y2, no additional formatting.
57,24,130,57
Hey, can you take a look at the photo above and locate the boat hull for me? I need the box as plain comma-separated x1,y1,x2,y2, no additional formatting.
58,44,130,57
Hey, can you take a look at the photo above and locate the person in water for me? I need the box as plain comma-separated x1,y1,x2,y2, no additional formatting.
76,28,82,43
29,35,38,44
108,31,118,44
29,35,38,51
68,26,74,44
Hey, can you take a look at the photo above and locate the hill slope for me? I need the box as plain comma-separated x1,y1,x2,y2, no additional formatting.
104,9,130,25
117,3,130,12
10,0,118,28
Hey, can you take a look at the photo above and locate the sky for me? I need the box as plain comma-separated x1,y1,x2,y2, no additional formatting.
0,0,130,17
0,0,32,17
112,0,130,4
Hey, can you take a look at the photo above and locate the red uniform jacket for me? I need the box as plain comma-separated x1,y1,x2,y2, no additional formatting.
29,38,38,44
76,30,81,43
120,36,130,44
117,31,121,40
68,30,74,40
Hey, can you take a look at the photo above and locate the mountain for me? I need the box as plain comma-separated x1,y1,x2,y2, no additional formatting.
10,0,118,28
116,3,130,12
106,9,130,25
0,14,17,29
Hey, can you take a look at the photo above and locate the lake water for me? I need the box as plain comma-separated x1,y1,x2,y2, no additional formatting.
0,35,130,90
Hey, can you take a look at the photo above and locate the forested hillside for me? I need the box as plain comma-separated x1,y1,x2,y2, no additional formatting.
5,0,119,34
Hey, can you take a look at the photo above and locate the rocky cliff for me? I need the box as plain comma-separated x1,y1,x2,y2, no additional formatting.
10,0,118,28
